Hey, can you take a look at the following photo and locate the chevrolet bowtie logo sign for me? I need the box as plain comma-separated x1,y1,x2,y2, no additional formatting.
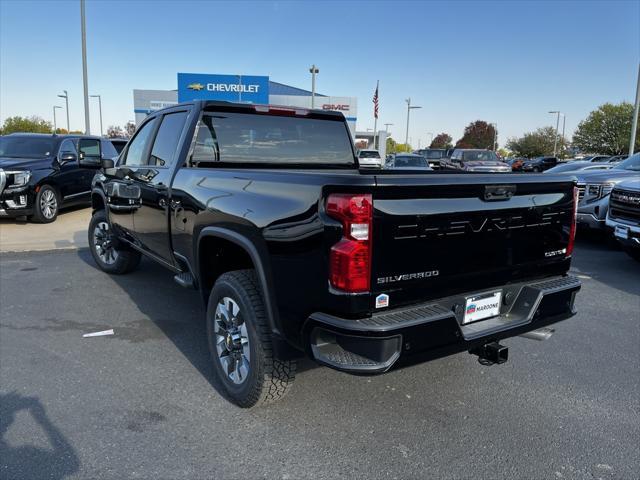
187,83,205,91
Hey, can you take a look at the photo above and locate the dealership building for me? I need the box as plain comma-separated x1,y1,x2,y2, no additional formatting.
133,73,358,135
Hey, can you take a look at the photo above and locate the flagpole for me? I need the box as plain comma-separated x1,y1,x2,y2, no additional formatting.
373,80,379,150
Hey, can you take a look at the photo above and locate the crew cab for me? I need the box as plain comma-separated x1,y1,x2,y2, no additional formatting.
88,101,581,408
0,133,120,222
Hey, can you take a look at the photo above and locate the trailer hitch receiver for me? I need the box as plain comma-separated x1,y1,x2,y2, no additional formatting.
470,341,508,366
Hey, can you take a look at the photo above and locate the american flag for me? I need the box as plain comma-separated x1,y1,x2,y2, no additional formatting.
373,81,379,119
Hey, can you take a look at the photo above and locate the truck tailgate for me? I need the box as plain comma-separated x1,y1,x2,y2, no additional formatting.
371,175,575,307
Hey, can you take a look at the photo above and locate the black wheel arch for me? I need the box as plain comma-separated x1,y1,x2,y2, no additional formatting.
196,227,282,338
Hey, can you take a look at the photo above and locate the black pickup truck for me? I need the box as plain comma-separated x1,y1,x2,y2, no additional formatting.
89,101,581,407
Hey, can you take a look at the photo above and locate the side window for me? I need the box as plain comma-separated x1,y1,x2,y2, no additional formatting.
122,119,157,166
78,138,101,160
190,117,219,166
101,140,119,160
149,111,188,166
58,139,77,155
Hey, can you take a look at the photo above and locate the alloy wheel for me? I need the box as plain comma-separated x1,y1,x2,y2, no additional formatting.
93,221,118,265
40,189,58,219
214,296,250,385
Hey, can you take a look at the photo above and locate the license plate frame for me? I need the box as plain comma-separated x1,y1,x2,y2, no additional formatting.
463,290,502,325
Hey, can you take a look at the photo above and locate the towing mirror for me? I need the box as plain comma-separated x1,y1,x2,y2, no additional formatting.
58,152,77,165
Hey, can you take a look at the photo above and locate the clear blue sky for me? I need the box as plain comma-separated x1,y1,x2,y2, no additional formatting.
1,0,638,147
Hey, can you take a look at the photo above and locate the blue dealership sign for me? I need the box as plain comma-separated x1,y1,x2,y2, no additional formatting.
177,73,269,104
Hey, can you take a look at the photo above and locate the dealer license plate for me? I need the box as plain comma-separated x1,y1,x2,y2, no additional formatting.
614,225,629,240
463,291,502,324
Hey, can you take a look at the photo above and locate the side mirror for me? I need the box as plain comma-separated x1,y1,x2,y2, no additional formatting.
58,152,77,165
101,157,115,169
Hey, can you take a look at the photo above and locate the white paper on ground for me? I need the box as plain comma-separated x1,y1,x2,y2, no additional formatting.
82,329,114,338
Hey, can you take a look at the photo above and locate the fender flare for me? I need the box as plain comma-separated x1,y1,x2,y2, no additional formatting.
197,226,281,336
90,188,110,222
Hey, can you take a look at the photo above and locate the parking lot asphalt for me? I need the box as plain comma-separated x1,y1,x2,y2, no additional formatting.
1,237,638,480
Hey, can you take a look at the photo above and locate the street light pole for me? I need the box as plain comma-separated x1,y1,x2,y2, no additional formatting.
90,94,103,136
309,65,319,109
53,106,62,133
426,132,433,146
80,0,90,134
549,111,561,157
405,98,422,146
630,63,640,155
58,91,70,133
560,114,566,158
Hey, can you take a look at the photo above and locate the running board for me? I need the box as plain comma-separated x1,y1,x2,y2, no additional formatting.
174,272,196,289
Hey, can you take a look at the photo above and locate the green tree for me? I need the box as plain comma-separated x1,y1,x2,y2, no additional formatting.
506,126,567,158
455,121,497,150
395,143,413,153
1,116,52,134
386,136,397,154
497,148,511,159
572,102,639,155
430,133,453,149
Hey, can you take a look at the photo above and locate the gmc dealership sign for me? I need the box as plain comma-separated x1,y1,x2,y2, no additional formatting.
322,104,350,111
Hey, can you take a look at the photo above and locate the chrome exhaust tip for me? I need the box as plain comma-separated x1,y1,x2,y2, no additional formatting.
519,327,555,341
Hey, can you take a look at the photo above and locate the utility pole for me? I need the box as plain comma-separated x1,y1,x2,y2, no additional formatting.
405,98,421,146
53,106,62,133
81,0,90,134
90,94,103,136
58,91,70,132
549,111,561,157
630,63,640,155
309,65,319,109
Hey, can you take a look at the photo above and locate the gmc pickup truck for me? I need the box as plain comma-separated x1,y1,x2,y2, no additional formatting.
89,101,581,408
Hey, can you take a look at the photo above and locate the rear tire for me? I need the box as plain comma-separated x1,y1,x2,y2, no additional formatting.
32,185,60,223
206,269,296,408
88,209,141,274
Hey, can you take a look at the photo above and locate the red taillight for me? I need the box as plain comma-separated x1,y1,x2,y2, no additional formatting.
566,186,579,257
326,194,372,292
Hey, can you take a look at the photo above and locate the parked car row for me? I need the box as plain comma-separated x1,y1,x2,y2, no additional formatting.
566,153,640,261
0,133,126,222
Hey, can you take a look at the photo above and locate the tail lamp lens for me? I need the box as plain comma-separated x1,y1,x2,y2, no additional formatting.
566,186,578,257
326,194,372,292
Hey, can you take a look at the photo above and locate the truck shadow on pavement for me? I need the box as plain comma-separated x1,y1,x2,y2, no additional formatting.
573,233,640,297
0,392,80,479
76,249,321,406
